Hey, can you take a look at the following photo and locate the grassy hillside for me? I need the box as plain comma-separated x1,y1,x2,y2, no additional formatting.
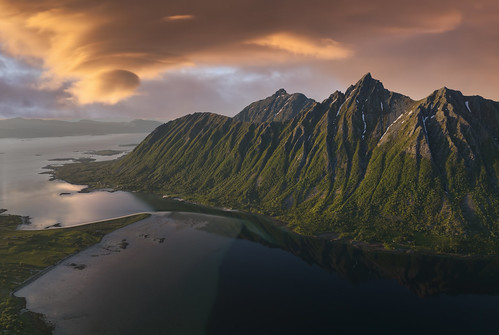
55,74,499,254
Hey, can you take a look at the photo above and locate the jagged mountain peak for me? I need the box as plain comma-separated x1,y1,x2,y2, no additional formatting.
64,72,499,254
363,72,373,79
345,72,385,98
430,86,464,100
274,88,288,96
321,90,343,104
352,72,375,86
234,89,316,123
420,87,481,120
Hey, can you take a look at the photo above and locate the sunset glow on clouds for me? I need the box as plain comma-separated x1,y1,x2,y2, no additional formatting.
248,33,353,60
164,15,196,21
0,0,497,119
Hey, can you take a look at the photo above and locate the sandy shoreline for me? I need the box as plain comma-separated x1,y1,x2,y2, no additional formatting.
11,213,154,296
14,212,242,335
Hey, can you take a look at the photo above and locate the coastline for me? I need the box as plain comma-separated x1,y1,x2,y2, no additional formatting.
11,213,152,295
42,162,499,258
13,212,238,335
5,207,499,334
0,213,151,334
57,182,499,258
12,210,499,335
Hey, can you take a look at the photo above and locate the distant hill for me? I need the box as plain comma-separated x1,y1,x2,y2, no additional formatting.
0,118,162,138
56,73,499,254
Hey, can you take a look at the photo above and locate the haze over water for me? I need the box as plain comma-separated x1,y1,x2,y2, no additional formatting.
0,134,152,228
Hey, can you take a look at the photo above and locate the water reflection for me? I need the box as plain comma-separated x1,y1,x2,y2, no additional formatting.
0,134,152,228
206,215,499,298
132,194,499,298
16,212,499,335
16,213,243,335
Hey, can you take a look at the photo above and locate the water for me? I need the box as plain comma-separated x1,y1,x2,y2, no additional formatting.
3,134,499,334
15,212,499,335
0,134,153,228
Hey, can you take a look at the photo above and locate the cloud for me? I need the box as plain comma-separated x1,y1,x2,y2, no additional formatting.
247,33,353,60
0,0,498,117
81,65,343,121
164,15,195,21
0,78,70,119
69,70,141,104
0,0,358,105
0,1,184,104
383,11,463,35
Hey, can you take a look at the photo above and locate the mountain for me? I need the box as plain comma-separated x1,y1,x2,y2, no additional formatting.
0,118,162,138
56,73,499,254
233,88,316,123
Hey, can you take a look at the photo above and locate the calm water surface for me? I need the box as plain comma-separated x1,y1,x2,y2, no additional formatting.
0,134,153,228
15,212,499,335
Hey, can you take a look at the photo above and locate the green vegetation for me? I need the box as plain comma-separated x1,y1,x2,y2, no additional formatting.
0,213,150,334
55,74,499,255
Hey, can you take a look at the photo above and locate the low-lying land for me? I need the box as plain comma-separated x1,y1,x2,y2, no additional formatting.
83,150,124,156
0,213,150,334
53,160,499,255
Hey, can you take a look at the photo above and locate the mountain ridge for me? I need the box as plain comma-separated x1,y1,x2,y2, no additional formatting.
233,88,317,123
56,74,499,254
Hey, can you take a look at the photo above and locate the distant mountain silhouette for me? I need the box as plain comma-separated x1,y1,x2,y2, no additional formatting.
0,118,161,138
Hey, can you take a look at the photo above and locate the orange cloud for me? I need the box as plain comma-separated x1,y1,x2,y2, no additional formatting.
384,11,463,35
0,1,180,104
164,15,195,21
247,33,353,60
0,0,496,108
0,1,358,105
69,69,141,105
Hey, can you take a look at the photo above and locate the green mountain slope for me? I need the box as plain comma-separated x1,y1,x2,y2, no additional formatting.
57,74,499,253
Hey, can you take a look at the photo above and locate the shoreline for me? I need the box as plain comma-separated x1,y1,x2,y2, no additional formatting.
62,186,499,258
6,209,499,334
9,208,499,335
45,158,499,259
0,212,151,334
11,213,153,295
20,179,499,259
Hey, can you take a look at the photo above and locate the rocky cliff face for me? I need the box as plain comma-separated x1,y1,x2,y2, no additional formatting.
233,88,316,123
58,73,499,253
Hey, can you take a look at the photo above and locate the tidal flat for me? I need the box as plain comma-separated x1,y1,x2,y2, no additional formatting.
0,213,150,334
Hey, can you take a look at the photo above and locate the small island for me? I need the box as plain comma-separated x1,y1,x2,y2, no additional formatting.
84,150,124,156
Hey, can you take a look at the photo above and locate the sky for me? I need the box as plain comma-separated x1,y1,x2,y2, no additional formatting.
0,0,498,121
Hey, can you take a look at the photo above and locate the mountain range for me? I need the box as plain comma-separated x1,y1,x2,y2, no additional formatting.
0,118,161,138
56,73,499,253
